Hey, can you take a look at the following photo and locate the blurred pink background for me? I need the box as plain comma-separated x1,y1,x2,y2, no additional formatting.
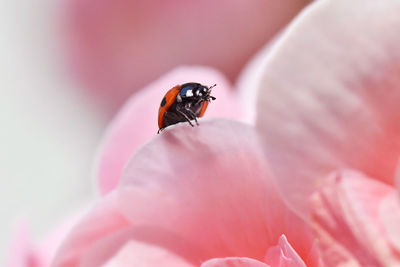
65,0,311,112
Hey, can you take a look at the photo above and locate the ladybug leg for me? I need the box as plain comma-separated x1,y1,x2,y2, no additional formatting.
185,107,199,126
193,115,199,126
176,109,195,127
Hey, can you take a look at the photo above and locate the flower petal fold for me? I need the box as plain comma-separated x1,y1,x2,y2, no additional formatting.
379,192,400,254
310,170,400,266
51,193,131,267
254,0,400,215
264,235,306,267
96,66,239,195
396,159,400,197
201,257,270,267
101,240,194,267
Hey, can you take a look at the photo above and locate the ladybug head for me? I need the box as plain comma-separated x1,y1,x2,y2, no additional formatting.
196,83,216,102
179,83,216,102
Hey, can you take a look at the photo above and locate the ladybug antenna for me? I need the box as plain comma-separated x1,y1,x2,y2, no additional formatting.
209,84,217,90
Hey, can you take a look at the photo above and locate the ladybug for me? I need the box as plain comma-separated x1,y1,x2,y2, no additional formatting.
158,82,216,133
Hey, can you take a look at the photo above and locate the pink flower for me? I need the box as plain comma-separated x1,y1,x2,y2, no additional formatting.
58,65,317,266
7,0,400,266
64,0,312,110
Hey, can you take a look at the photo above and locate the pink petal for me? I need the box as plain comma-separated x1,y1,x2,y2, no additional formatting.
65,0,312,110
54,120,316,266
236,38,280,125
96,66,239,195
52,193,131,267
265,235,306,267
253,0,400,215
201,257,270,267
310,170,400,266
37,211,84,267
101,240,194,267
396,160,400,196
379,192,400,254
116,119,314,264
200,236,309,267
53,186,224,267
5,222,40,267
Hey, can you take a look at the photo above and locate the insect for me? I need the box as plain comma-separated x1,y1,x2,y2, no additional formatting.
158,82,216,133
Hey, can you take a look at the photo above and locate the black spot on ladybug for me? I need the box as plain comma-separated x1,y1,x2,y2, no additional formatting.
160,97,167,107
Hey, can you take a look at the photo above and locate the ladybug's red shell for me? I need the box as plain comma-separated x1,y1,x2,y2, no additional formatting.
157,83,215,132
158,85,181,129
